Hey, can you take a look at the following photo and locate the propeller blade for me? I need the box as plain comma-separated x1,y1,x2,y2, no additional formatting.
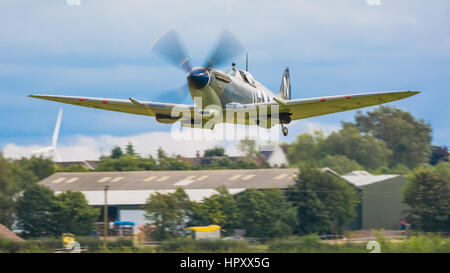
154,84,190,104
151,28,192,72
203,29,245,69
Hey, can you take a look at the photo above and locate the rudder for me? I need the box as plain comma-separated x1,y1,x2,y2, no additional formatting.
279,67,291,100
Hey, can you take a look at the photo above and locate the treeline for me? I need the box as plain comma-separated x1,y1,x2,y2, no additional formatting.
287,106,448,174
0,153,98,237
0,155,55,227
93,142,268,172
145,162,449,240
144,165,359,240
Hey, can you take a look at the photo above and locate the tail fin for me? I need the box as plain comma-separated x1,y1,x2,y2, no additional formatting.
279,67,291,100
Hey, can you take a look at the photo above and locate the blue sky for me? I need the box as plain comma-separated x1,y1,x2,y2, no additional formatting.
1,0,449,160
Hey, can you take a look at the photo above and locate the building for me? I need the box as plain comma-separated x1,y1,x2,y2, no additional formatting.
38,168,409,231
39,169,298,229
0,224,23,242
341,171,409,230
259,145,289,168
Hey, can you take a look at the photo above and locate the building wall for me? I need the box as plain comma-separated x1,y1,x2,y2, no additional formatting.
267,147,288,167
119,206,147,229
361,176,409,230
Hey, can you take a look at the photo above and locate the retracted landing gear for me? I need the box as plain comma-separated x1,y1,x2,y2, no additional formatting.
282,125,288,136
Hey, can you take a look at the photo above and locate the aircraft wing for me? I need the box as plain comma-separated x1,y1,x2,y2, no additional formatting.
29,94,194,118
276,91,419,120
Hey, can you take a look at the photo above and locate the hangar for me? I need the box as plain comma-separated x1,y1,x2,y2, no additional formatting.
39,169,298,229
342,171,409,230
38,168,409,231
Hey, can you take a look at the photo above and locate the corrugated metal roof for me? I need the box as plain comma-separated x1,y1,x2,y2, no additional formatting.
41,169,298,206
39,168,402,205
342,171,399,187
40,169,298,192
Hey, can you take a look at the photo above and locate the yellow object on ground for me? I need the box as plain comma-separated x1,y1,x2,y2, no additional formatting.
186,225,221,232
62,233,75,248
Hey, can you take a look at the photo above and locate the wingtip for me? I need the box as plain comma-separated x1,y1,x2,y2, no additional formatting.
29,94,43,98
400,90,420,97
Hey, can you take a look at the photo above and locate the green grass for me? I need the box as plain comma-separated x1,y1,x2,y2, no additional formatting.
1,234,449,253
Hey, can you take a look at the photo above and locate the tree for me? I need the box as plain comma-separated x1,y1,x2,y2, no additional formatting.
354,106,432,168
318,155,363,175
8,161,38,190
232,158,259,169
236,188,298,238
16,185,100,237
52,191,100,236
204,146,225,157
125,142,137,156
96,155,158,171
288,165,359,235
321,123,392,170
287,131,325,165
15,156,54,181
238,138,259,158
430,145,448,166
157,147,169,169
403,163,450,232
55,164,90,173
188,186,239,234
144,188,188,240
110,146,123,159
205,157,234,169
166,158,190,170
15,184,56,238
0,153,19,227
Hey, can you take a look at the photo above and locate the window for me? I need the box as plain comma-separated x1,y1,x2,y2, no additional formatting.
226,69,236,76
239,71,256,87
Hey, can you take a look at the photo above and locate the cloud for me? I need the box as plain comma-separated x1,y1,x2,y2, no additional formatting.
2,121,342,161
287,120,340,136
3,131,222,161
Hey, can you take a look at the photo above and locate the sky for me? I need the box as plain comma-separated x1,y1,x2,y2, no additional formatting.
1,0,449,161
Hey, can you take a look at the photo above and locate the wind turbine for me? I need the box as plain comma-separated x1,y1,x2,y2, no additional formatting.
31,108,63,162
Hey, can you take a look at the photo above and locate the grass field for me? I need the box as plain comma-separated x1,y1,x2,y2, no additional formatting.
1,232,449,253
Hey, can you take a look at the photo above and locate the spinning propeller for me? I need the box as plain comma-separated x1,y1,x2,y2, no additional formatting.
151,28,245,102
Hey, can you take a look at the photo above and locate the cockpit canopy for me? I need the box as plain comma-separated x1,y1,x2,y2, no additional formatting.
226,68,256,87
226,68,236,76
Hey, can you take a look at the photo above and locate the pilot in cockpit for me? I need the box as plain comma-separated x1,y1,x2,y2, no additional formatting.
226,62,237,76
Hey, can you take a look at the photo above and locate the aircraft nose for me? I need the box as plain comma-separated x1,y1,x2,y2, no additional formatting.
187,67,210,89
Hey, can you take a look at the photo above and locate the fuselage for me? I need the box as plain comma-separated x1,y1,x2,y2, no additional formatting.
187,66,277,109
185,66,281,128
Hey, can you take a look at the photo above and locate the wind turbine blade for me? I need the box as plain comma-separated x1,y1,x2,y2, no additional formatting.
52,108,63,148
31,146,54,154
